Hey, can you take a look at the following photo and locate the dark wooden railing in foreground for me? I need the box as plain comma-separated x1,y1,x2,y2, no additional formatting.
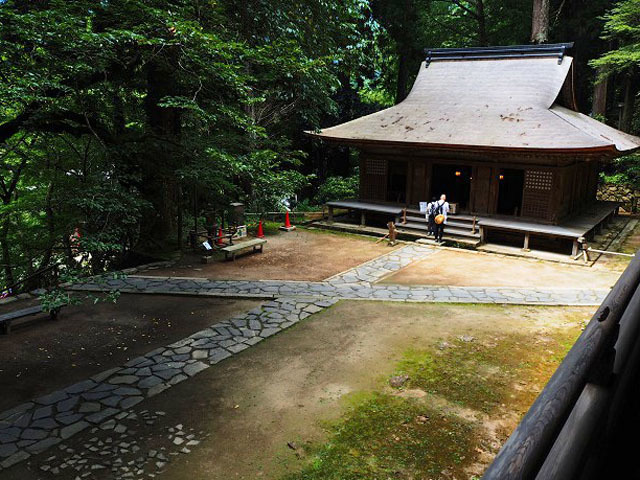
483,249,640,480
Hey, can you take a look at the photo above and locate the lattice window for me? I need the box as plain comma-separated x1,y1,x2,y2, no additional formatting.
522,170,553,219
525,170,553,191
365,157,387,176
361,157,387,200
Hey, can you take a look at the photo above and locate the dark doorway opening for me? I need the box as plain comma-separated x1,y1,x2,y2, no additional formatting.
497,168,524,215
387,160,408,203
430,165,472,210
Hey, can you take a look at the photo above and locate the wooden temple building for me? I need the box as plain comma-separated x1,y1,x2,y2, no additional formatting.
309,44,640,254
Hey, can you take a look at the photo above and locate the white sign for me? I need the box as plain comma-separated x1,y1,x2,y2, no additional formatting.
233,225,247,239
419,202,428,213
202,241,212,250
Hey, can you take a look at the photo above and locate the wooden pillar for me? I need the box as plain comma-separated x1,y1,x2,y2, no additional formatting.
480,226,487,244
523,232,531,251
572,239,580,257
360,211,366,227
328,206,334,223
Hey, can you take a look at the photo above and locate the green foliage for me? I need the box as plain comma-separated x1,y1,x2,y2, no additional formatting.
38,270,123,313
0,0,376,291
315,173,359,204
600,154,640,188
590,0,640,75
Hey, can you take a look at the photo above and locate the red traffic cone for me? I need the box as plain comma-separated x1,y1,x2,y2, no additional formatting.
279,211,296,231
256,220,265,238
216,227,225,246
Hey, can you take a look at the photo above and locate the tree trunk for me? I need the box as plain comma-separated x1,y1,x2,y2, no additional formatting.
476,0,488,46
142,56,181,243
620,70,639,133
394,0,414,103
591,74,608,117
39,180,55,270
177,184,183,250
395,41,412,102
0,213,14,289
531,0,550,44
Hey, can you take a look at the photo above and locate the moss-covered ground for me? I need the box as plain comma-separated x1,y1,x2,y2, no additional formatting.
283,328,580,480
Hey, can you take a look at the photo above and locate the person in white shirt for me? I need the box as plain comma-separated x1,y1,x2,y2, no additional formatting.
434,194,450,243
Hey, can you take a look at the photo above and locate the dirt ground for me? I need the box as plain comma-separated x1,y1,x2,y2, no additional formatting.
0,295,259,411
5,301,593,480
140,228,400,281
381,248,621,288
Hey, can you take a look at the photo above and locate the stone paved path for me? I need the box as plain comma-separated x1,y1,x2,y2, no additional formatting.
0,297,336,471
325,244,437,285
0,244,610,472
71,276,607,306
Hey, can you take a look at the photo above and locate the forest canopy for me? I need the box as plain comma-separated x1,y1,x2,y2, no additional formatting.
0,0,638,292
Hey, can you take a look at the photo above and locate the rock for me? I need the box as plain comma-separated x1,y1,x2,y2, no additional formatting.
120,396,144,409
108,375,139,385
33,405,53,420
172,437,184,446
36,391,69,406
0,443,18,458
100,419,116,430
389,375,409,388
0,450,30,469
183,362,208,377
61,421,90,440
21,429,48,441
79,402,101,413
415,415,429,424
27,437,62,453
459,335,475,342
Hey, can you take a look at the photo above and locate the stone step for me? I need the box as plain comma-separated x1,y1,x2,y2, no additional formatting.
415,236,481,247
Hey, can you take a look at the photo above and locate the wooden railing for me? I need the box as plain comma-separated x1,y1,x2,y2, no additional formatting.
482,249,640,479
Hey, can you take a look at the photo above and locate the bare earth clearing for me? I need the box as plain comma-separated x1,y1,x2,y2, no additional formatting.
142,229,400,281
0,295,259,411
381,248,621,289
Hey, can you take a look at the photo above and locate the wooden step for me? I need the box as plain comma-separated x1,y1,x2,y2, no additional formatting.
404,212,478,224
399,222,481,239
402,216,476,230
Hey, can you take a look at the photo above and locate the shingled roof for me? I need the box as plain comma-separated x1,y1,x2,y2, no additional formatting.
308,45,640,155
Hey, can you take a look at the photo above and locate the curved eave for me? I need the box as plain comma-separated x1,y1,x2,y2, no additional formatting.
304,130,628,157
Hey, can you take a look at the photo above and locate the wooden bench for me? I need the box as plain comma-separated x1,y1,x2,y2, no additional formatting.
0,304,60,335
221,238,266,261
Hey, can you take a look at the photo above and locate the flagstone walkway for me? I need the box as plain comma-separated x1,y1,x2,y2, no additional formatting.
0,244,610,473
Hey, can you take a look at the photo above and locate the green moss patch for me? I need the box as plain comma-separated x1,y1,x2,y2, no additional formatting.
283,392,477,480
282,327,580,479
393,330,579,415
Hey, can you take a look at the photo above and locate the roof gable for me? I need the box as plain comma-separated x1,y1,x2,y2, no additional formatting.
309,50,640,155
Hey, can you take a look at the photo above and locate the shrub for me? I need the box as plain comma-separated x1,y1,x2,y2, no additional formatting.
315,173,359,204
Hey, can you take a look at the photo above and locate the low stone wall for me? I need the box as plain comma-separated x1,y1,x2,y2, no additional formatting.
597,183,639,212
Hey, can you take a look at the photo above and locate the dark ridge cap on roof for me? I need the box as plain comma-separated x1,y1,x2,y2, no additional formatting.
425,43,575,66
